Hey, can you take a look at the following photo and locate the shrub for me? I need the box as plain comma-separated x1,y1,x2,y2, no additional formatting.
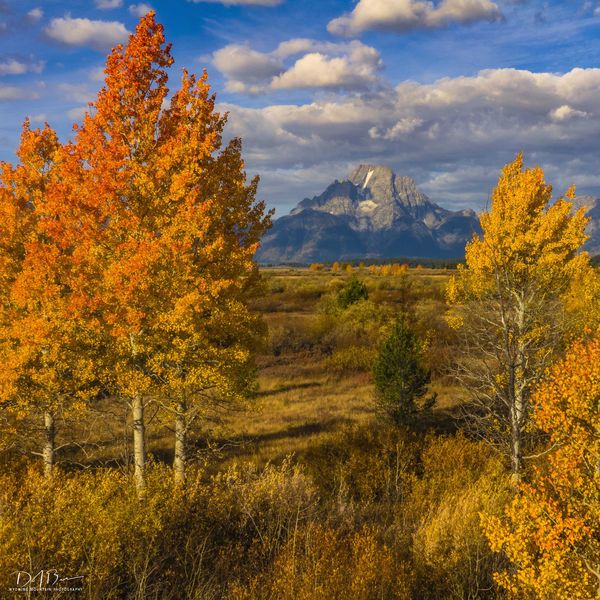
230,523,413,600
337,277,369,309
372,316,436,426
0,460,320,600
406,435,511,600
324,346,378,374
302,424,420,510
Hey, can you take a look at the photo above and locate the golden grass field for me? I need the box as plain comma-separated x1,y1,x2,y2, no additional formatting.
184,266,469,472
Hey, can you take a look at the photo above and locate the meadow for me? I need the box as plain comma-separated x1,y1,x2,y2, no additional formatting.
0,265,513,599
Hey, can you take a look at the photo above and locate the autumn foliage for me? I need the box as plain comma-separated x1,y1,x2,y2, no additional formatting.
483,333,600,599
0,13,270,486
447,153,594,476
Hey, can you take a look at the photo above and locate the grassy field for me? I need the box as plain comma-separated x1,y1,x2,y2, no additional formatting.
64,265,470,471
184,266,469,471
1,265,514,599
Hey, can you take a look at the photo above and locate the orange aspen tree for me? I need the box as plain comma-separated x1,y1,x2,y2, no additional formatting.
65,14,270,489
0,122,97,476
446,153,592,479
482,334,600,598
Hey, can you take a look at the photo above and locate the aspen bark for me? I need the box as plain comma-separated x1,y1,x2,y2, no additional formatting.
510,405,523,481
43,411,56,478
132,395,146,491
510,301,526,480
173,398,187,486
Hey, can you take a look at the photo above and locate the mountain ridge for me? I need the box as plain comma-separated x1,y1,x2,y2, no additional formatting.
257,164,481,263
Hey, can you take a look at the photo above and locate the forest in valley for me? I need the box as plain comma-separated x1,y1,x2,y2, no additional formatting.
0,13,599,600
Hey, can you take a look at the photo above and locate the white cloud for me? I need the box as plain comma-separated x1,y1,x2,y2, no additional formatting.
188,0,282,5
95,0,123,8
89,66,106,81
0,59,44,76
27,8,43,21
45,17,130,51
212,39,383,93
28,113,48,124
272,43,382,90
129,3,153,17
328,0,503,37
218,67,600,212
66,107,88,121
212,44,283,89
369,117,424,140
549,105,589,122
58,83,95,103
0,85,38,101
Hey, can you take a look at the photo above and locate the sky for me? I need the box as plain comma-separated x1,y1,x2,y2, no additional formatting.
1,0,600,216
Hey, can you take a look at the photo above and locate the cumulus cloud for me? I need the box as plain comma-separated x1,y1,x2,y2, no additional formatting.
58,83,95,103
0,58,44,76
27,8,43,22
272,44,382,90
188,0,282,5
129,3,153,17
212,39,383,93
66,106,88,121
45,17,130,51
219,67,600,212
95,0,123,8
328,0,503,37
212,45,283,91
28,113,47,124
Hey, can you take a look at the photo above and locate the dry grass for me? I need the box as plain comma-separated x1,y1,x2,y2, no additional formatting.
189,266,462,470
7,265,463,475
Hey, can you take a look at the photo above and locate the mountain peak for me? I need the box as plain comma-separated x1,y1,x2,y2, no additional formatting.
348,164,427,209
257,164,484,263
349,164,394,187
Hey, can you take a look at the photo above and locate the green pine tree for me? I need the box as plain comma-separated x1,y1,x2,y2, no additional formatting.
372,317,435,426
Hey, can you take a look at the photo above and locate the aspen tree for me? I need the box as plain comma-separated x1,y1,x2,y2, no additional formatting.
447,153,592,479
0,122,97,476
483,334,600,598
63,14,269,489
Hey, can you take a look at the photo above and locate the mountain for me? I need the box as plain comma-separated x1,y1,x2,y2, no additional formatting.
257,165,481,263
571,195,600,256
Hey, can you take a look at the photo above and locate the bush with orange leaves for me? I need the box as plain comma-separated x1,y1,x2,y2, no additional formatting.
230,523,413,600
482,334,600,599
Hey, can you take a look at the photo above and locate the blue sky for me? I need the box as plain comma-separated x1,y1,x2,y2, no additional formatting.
1,0,600,215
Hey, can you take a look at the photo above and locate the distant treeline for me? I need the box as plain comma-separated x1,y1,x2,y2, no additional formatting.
262,256,464,269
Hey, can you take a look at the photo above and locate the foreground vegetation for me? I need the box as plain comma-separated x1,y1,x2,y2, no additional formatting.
1,264,597,599
1,266,513,599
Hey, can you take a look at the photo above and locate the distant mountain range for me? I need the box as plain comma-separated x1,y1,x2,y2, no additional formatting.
257,165,481,263
256,165,600,264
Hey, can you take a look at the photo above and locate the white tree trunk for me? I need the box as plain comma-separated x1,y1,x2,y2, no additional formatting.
43,411,55,478
510,402,523,481
173,398,187,486
132,395,146,491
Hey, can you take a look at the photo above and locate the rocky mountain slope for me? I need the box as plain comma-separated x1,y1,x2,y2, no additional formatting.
257,165,481,263
572,195,600,256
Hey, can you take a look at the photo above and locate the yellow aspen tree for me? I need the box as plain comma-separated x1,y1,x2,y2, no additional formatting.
482,334,600,598
447,153,592,479
63,14,270,489
0,122,97,476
